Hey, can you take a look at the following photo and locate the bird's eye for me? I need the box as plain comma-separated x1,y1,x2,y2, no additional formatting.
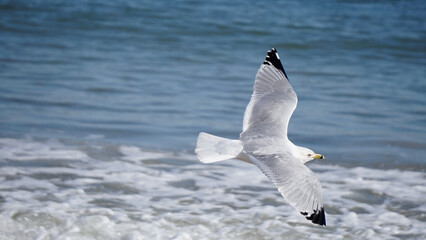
307,154,311,157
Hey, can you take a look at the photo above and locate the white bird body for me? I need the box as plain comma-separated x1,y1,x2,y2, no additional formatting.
195,48,326,226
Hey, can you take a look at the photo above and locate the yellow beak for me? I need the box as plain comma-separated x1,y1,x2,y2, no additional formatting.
314,154,325,159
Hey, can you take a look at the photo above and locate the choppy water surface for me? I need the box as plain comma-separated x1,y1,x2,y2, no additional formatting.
0,0,425,239
0,138,425,239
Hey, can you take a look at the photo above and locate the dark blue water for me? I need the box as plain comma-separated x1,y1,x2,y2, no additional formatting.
1,1,426,239
1,0,425,169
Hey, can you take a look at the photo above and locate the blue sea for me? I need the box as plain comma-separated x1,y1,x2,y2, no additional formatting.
0,0,425,239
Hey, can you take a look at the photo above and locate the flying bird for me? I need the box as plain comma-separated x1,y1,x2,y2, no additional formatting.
195,48,326,226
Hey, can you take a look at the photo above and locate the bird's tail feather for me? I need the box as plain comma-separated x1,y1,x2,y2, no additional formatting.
195,132,243,163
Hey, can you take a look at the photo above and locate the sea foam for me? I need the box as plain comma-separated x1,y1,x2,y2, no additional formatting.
0,138,424,239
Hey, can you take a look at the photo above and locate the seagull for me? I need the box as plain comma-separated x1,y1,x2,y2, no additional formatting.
195,48,326,226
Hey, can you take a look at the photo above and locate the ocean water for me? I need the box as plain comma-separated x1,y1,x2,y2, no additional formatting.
0,0,425,239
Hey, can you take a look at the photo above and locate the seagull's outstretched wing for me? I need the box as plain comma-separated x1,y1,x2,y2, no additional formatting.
241,48,297,142
248,153,326,226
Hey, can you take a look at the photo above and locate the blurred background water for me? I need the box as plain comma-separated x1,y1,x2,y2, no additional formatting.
0,0,425,239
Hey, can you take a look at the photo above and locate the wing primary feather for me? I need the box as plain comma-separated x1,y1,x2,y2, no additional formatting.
302,207,326,226
316,207,326,226
264,48,289,80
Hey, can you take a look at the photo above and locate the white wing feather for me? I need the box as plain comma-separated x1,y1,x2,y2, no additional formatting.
241,58,297,141
247,153,325,225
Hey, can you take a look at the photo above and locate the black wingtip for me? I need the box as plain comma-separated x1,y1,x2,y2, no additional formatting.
263,48,289,80
301,207,326,226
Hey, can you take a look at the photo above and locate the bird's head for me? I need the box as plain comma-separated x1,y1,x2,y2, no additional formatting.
297,147,325,163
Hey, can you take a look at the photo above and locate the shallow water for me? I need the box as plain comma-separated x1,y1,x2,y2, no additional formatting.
0,0,425,239
0,138,425,239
